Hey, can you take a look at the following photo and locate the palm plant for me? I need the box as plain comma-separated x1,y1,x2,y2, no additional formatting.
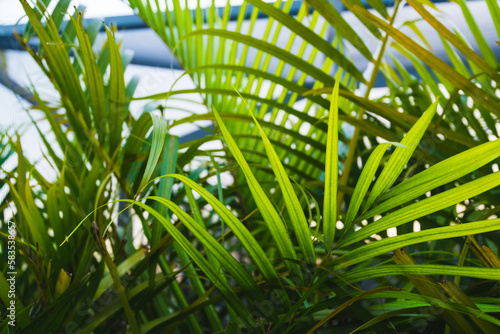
1,0,500,333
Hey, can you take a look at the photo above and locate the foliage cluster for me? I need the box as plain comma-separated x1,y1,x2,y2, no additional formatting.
1,0,500,333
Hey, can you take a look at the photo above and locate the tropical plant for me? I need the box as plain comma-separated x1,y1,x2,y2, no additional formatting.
1,0,500,333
